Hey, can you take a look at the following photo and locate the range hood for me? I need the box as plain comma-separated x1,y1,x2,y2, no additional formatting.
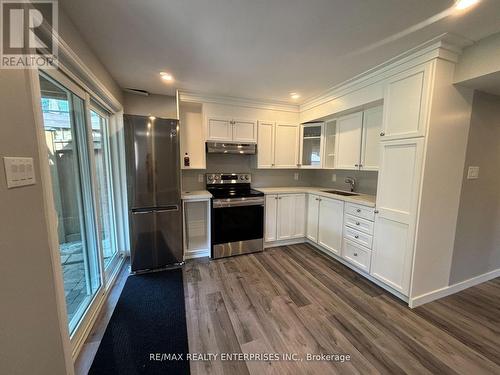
206,142,256,155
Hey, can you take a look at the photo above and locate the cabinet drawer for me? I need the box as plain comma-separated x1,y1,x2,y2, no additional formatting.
344,226,373,249
342,239,371,273
344,214,374,235
345,203,375,221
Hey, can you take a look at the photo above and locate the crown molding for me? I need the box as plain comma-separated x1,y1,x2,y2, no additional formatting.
300,33,473,112
178,90,300,113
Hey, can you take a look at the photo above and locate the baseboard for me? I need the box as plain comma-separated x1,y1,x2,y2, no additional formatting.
184,248,210,259
409,267,500,308
264,238,306,248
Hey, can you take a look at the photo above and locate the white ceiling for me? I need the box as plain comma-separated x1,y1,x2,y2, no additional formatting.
60,0,500,103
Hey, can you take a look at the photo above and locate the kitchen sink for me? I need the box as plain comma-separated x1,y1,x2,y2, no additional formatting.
321,190,359,196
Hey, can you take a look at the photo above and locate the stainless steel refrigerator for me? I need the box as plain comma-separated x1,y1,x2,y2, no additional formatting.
124,114,183,273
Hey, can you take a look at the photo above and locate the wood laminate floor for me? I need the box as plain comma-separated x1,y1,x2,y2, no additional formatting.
184,243,500,375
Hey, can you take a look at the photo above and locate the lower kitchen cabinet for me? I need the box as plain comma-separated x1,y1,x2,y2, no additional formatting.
317,197,344,255
265,194,305,242
371,137,424,296
307,194,344,256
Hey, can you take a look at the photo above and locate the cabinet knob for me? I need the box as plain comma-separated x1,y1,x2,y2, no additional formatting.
354,235,359,239
271,163,275,166
278,197,282,200
374,210,379,214
355,164,358,167
354,252,358,256
380,132,385,136
356,209,361,213
359,164,363,167
356,222,360,225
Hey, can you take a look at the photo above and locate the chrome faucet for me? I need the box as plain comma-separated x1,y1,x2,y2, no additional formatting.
345,177,356,192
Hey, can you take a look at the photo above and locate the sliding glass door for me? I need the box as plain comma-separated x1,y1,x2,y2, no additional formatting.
39,74,101,334
38,72,124,339
90,106,119,274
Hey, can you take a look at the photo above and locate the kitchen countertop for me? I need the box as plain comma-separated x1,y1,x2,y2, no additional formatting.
181,190,213,200
255,187,376,207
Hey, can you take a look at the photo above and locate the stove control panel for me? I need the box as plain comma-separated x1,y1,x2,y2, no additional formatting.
206,173,251,185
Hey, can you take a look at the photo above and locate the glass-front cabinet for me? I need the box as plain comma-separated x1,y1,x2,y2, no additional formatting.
299,123,324,168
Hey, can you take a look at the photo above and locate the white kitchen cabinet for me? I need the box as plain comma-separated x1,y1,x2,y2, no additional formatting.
371,137,424,295
183,198,211,259
381,64,431,141
360,106,382,171
207,117,257,142
317,197,344,255
265,195,278,242
306,194,320,242
233,119,257,142
299,123,324,168
257,121,275,168
335,112,363,170
274,123,300,168
207,117,232,141
265,193,305,242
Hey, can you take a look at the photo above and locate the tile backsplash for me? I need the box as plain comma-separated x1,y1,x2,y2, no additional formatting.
181,154,378,195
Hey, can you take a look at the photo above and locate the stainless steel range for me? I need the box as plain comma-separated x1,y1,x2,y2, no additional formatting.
207,173,264,259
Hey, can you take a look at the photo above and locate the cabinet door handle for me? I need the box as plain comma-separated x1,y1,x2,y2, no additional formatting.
359,164,363,167
354,252,358,256
354,235,359,239
278,197,282,200
380,132,385,136
356,222,360,225
356,209,361,213
374,210,379,214
355,164,359,167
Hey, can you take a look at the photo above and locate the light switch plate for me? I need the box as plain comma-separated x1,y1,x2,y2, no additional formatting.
3,157,36,188
467,166,479,179
198,174,204,183
294,172,299,181
331,173,337,182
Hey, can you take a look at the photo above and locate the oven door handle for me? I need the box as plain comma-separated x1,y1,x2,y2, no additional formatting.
213,197,265,208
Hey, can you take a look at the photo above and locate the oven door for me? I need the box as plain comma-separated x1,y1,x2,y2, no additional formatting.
211,197,264,258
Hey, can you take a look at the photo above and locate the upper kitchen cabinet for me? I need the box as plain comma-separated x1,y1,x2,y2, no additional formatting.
179,102,206,169
360,106,383,170
335,112,363,170
257,121,275,168
334,106,382,171
207,117,257,143
257,122,301,168
381,64,432,141
299,123,324,168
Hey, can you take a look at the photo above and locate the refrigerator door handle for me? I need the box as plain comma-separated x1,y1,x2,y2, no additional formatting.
155,206,179,213
132,210,154,215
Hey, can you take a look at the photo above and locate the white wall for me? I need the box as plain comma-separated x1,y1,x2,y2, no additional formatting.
0,70,71,375
449,91,500,284
59,5,123,103
123,92,177,118
410,59,474,298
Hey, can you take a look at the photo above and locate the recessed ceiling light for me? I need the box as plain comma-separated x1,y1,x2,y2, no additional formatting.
160,72,174,81
455,0,479,10
290,92,300,100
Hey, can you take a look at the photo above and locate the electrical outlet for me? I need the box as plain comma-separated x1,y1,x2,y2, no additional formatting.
467,166,479,179
331,173,337,182
294,172,299,181
198,174,204,183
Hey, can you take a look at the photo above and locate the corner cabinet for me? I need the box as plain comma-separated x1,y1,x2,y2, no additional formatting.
307,194,344,256
207,117,257,143
371,137,424,295
380,64,432,141
265,194,305,242
257,122,300,169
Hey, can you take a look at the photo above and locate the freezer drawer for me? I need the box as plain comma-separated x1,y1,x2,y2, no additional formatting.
130,208,183,272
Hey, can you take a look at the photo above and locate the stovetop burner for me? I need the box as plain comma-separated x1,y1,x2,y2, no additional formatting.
206,173,263,199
